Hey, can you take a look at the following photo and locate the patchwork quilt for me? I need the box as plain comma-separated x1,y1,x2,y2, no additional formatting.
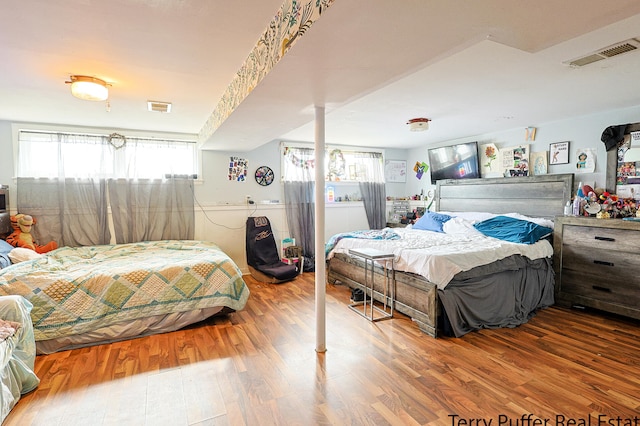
0,240,249,341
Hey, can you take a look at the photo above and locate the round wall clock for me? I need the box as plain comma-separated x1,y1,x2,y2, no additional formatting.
255,166,274,186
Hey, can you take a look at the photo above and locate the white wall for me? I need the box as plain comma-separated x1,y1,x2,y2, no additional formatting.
1,104,638,271
404,104,640,198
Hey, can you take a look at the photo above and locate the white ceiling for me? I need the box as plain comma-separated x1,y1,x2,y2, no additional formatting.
2,1,640,152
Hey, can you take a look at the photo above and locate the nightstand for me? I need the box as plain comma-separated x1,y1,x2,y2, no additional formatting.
553,216,640,320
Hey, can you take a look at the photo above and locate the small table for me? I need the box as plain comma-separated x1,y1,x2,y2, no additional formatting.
348,248,395,322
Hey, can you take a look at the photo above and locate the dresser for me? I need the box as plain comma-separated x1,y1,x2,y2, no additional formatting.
553,216,640,320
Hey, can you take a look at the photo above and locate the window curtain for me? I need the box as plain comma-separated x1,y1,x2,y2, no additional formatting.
17,131,196,179
283,146,316,271
17,177,110,247
356,152,387,229
16,131,195,247
108,178,195,244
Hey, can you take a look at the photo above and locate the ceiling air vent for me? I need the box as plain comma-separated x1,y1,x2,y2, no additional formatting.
564,38,640,67
147,101,172,113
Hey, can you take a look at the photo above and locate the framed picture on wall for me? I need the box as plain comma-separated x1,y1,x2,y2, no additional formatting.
384,160,407,182
549,141,570,165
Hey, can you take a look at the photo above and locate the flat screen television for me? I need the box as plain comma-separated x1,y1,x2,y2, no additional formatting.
427,141,480,184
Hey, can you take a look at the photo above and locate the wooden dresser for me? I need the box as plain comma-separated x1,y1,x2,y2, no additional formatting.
553,216,640,320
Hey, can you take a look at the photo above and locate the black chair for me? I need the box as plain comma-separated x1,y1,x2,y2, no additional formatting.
246,216,298,283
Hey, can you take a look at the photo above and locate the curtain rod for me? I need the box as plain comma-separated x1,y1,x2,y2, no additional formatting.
19,129,197,144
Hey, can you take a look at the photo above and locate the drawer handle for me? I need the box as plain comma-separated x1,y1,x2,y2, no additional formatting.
592,285,611,293
594,236,615,242
593,260,614,267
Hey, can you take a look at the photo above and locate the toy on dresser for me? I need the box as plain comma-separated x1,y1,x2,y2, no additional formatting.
5,214,57,253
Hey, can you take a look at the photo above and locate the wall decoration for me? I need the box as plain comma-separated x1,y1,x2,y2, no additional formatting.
385,160,407,182
530,151,548,175
255,166,274,186
107,133,127,150
525,127,537,141
575,148,596,173
283,146,315,170
327,149,346,181
480,143,500,177
413,161,428,180
228,156,248,181
199,0,336,142
502,145,530,177
549,141,570,165
348,164,365,181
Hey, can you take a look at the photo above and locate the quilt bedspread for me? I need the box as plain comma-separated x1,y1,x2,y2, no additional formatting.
0,240,249,341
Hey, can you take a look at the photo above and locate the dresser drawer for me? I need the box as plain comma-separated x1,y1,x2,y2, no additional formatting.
562,225,640,253
560,245,640,280
560,269,640,307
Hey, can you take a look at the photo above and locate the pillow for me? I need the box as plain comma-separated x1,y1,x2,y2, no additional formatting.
439,211,495,223
0,239,13,256
8,247,43,264
502,212,555,229
473,216,553,244
0,240,13,269
412,211,452,233
442,217,484,236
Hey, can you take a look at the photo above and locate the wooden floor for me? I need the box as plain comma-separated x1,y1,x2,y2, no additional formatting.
6,272,640,426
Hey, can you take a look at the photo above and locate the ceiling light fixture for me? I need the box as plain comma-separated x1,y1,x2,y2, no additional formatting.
407,118,431,132
66,75,109,101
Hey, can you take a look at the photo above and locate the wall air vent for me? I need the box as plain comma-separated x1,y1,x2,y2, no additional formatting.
564,38,640,67
147,101,172,113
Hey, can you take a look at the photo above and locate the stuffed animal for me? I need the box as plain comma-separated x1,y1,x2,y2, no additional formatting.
5,214,57,254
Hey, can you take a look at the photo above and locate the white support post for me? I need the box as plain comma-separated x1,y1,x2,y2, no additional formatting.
314,105,326,353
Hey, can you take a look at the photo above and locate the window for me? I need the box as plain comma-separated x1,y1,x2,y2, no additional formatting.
17,130,197,179
282,144,384,183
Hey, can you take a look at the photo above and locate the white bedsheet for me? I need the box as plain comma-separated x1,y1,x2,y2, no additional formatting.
327,227,553,290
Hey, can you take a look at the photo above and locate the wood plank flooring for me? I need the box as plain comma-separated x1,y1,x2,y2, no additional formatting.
6,272,640,425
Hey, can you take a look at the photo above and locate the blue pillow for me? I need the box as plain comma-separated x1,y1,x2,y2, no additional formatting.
412,211,452,233
473,216,552,244
0,239,13,255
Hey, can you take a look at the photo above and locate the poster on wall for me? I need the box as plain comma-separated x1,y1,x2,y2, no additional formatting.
549,141,570,165
530,151,548,175
502,145,530,177
480,143,501,178
575,148,596,173
385,160,407,182
228,156,248,181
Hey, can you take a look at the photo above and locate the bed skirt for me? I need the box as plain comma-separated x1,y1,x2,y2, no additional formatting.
35,306,230,354
327,253,555,337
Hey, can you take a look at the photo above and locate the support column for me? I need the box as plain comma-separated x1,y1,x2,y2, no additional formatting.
314,105,326,353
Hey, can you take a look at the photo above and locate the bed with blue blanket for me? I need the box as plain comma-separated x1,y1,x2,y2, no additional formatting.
0,240,249,353
327,174,573,337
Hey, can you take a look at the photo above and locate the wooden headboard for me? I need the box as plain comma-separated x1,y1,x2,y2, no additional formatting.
435,174,574,219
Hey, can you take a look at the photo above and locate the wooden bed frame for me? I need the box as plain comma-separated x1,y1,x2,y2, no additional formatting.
327,173,574,337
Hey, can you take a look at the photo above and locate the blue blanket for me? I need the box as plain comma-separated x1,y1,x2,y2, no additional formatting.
325,228,400,257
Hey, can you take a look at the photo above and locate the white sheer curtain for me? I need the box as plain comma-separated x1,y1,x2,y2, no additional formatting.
16,131,196,247
17,131,196,179
282,146,316,271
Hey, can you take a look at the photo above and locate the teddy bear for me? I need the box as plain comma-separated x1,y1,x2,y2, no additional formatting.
5,214,57,254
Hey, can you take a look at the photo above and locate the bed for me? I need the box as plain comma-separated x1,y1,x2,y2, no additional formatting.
0,240,250,354
327,174,574,337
